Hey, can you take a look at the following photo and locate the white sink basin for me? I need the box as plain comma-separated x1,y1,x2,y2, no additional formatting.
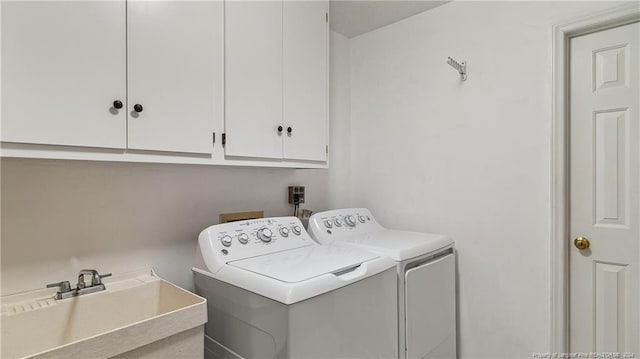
1,269,207,359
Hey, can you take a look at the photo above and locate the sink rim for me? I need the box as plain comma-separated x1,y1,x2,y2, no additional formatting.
1,269,207,359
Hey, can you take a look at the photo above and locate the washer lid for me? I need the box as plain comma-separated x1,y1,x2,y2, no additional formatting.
228,245,379,283
334,230,452,262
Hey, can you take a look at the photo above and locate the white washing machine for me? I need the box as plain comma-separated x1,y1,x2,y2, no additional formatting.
308,208,456,359
192,216,398,359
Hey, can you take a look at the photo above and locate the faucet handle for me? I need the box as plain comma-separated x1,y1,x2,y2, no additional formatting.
47,281,72,292
96,273,112,286
76,269,112,287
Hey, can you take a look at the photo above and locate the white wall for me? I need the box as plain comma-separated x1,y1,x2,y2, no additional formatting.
327,31,352,209
344,1,627,358
0,158,328,295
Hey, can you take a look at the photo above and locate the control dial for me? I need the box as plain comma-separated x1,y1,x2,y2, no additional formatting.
344,215,357,227
292,225,302,235
257,228,273,243
237,233,249,244
334,219,342,227
220,235,233,247
324,220,333,228
279,227,290,237
358,215,366,223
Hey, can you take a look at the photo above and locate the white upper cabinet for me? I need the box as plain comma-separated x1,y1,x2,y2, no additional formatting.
1,0,328,168
224,0,329,162
224,1,284,159
283,1,329,162
127,1,222,154
1,1,127,149
1,1,222,155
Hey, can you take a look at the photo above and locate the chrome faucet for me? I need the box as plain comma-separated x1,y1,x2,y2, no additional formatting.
46,269,112,300
46,280,73,299
77,269,107,289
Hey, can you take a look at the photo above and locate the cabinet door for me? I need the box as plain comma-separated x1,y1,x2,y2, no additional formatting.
224,1,283,159
1,1,126,148
127,1,222,154
283,0,328,162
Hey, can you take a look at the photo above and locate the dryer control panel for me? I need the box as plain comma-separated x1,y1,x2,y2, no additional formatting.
307,208,385,244
198,216,314,264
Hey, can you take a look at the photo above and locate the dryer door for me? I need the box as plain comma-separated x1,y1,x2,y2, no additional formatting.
405,253,456,359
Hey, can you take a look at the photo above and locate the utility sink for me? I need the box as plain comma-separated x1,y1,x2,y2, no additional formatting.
1,269,207,359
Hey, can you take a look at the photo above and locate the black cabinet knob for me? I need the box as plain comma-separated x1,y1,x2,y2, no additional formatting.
287,127,292,134
113,100,123,109
277,125,283,133
133,104,144,113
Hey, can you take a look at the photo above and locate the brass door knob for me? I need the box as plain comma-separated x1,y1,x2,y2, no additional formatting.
574,236,590,250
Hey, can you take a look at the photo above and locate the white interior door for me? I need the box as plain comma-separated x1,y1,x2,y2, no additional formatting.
282,0,329,162
224,1,283,159
570,22,639,352
127,0,222,154
1,1,126,148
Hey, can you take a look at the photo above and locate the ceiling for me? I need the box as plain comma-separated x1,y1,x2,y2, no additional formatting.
330,0,450,38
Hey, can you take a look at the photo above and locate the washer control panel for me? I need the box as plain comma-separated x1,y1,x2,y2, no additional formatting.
198,217,312,263
308,208,384,244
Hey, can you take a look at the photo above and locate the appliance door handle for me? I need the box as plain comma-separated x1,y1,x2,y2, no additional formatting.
332,264,367,281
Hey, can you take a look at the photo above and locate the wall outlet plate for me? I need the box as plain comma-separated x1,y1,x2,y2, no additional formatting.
288,186,305,204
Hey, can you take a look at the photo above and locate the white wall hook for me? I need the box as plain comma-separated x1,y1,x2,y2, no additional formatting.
447,57,467,81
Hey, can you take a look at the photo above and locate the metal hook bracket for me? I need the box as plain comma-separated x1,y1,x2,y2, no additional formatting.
447,57,467,81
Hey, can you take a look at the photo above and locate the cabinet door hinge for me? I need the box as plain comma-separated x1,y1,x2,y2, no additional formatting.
326,12,328,23
222,133,226,146
212,132,216,144
326,145,329,156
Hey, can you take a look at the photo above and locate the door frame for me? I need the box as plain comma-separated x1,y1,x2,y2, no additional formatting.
551,3,640,352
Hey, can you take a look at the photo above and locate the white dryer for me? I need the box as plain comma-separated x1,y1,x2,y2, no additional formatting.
193,216,398,359
308,208,456,359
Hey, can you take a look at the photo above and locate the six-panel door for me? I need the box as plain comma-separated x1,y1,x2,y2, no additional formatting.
570,22,639,353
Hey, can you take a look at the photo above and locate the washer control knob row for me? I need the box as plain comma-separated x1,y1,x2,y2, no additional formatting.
292,225,302,235
344,215,357,227
220,235,233,247
238,233,249,244
279,227,290,237
358,215,366,223
257,228,273,242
